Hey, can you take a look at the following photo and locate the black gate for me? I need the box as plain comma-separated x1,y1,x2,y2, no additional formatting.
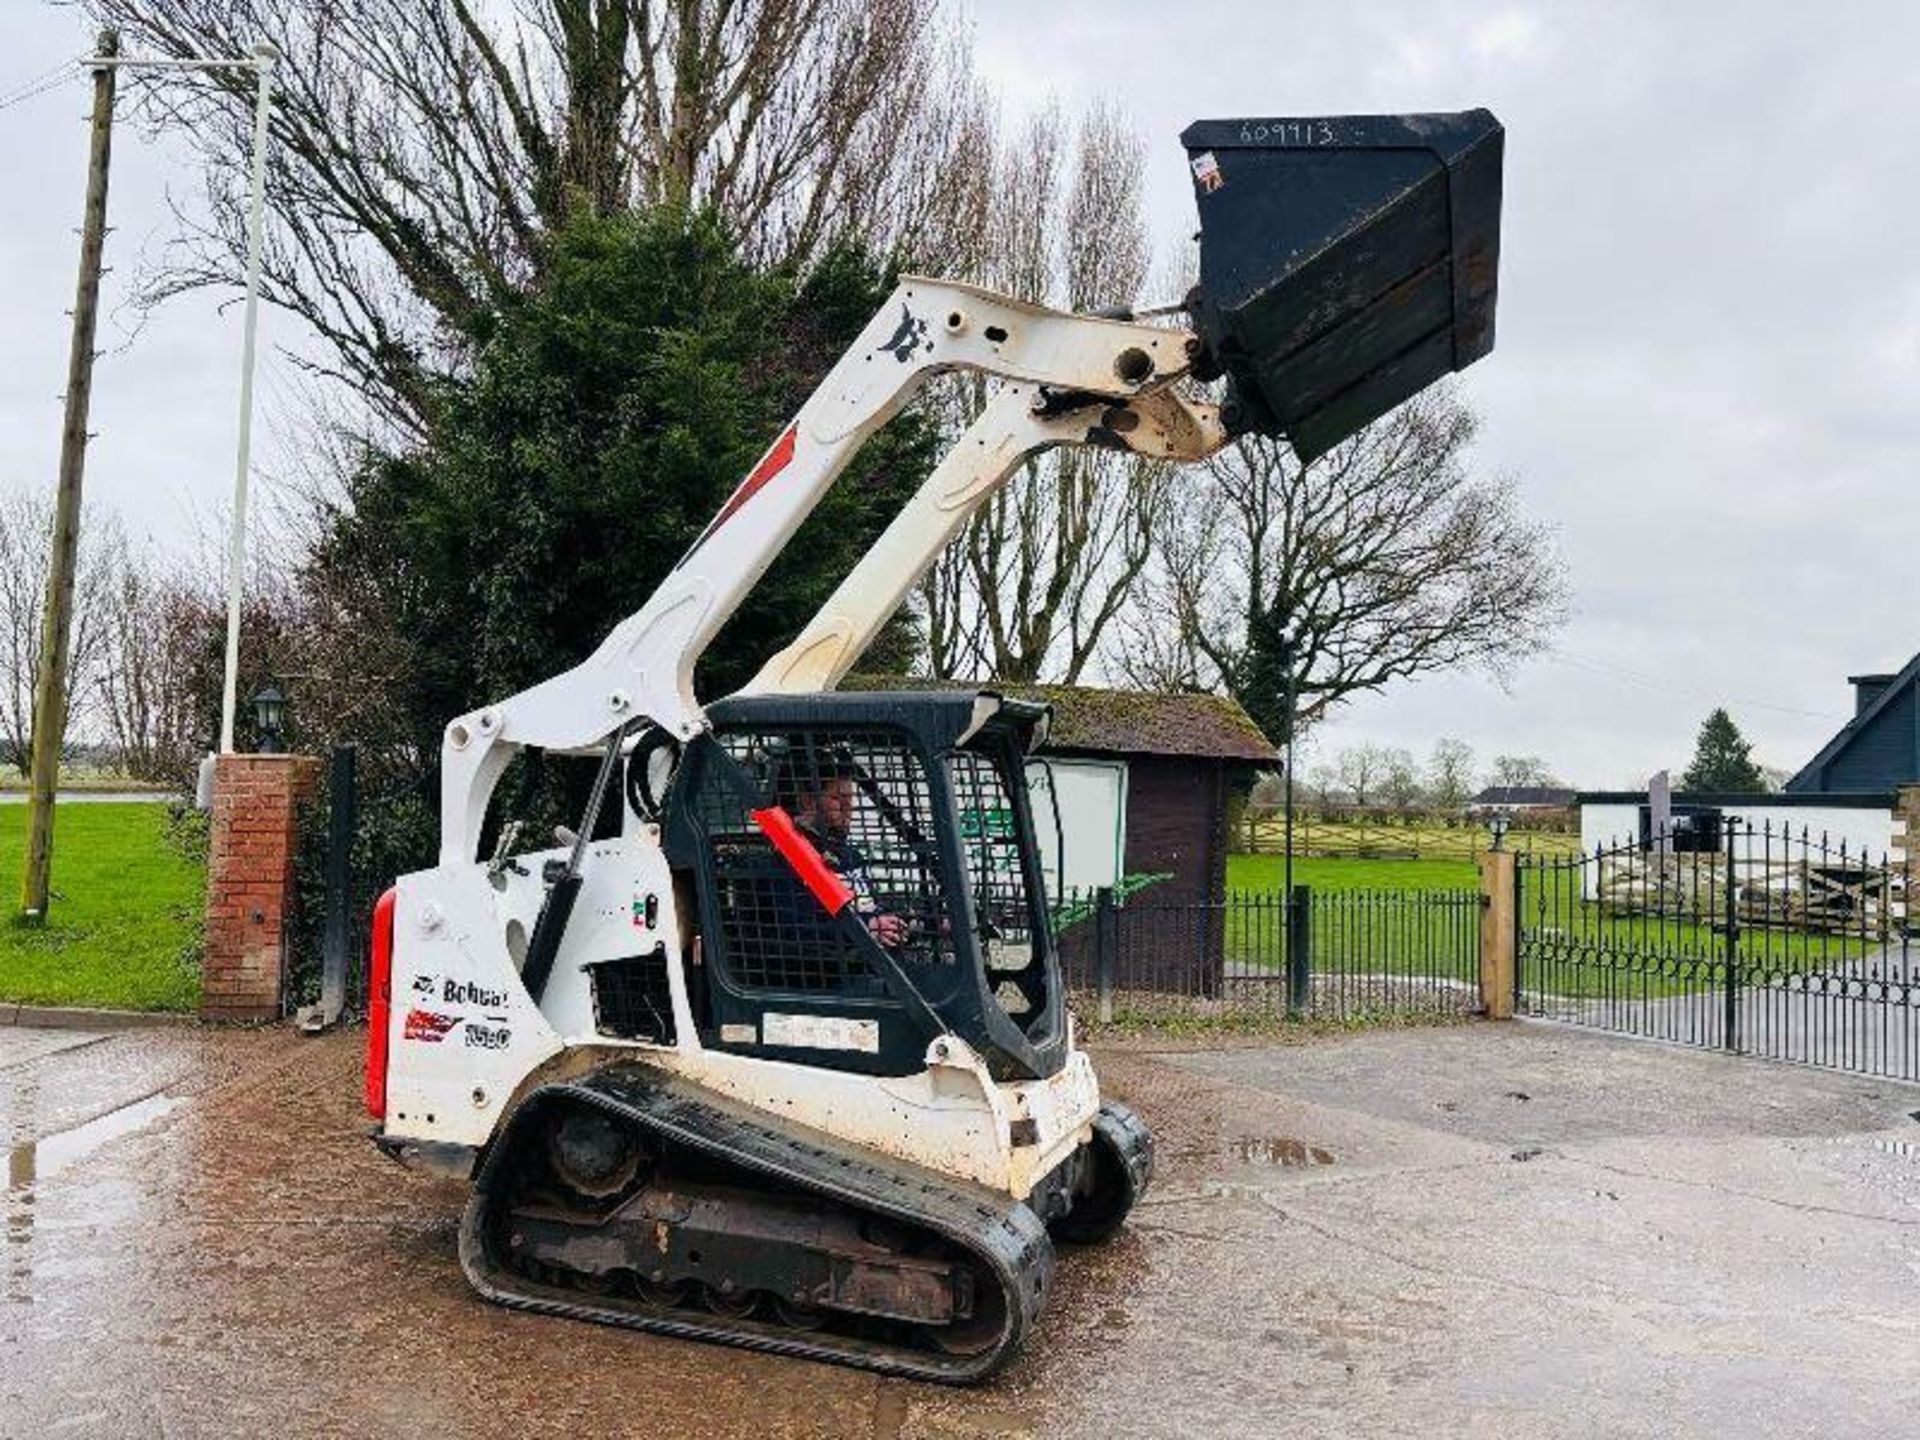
1517,819,1916,1079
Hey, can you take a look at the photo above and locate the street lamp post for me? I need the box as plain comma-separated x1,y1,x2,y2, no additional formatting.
1279,621,1307,1017
1282,630,1297,904
218,42,278,756
250,680,286,754
93,44,282,791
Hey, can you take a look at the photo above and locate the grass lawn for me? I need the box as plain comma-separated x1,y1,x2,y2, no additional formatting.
0,802,203,1011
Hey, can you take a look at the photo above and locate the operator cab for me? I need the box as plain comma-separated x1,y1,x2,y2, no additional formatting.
659,690,1066,1082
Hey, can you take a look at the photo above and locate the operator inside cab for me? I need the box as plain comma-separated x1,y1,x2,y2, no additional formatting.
781,749,910,949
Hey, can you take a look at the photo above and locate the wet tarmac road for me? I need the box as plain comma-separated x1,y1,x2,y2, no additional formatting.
6,1021,1920,1437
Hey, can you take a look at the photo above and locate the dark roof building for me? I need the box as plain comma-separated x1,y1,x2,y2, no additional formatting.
1785,656,1920,794
1017,685,1275,906
844,675,1274,762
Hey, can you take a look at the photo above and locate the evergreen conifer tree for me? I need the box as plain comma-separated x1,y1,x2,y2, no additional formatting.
1681,708,1766,791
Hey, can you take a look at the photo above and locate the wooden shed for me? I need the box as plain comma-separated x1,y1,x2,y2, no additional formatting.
1023,685,1278,900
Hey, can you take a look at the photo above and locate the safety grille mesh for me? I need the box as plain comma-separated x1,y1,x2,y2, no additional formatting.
948,751,1042,1005
694,727,951,992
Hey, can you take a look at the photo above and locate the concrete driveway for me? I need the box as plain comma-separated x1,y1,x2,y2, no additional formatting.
4,1020,1919,1437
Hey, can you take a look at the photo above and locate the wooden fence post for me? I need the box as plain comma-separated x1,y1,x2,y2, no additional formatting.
1477,849,1516,1019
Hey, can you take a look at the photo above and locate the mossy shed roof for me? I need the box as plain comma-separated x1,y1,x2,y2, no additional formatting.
843,675,1278,764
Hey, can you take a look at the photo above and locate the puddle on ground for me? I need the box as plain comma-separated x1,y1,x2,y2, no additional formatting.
7,1092,182,1303
1228,1136,1335,1168
17,1093,182,1183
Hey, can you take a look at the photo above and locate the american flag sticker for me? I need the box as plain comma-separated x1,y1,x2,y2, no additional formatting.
403,1008,461,1043
1191,151,1224,193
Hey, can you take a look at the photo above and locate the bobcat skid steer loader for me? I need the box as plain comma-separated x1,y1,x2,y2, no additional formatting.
364,110,1504,1382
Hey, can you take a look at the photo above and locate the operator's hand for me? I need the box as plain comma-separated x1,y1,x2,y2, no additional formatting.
867,913,910,947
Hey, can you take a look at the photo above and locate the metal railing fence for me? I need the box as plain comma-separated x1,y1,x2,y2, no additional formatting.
1053,883,1482,1024
1517,819,1918,1080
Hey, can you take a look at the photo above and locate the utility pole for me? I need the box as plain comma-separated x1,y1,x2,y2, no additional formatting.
21,31,118,922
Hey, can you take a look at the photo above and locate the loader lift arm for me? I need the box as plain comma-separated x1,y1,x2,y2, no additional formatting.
436,281,1224,865
749,381,1224,696
436,106,1506,866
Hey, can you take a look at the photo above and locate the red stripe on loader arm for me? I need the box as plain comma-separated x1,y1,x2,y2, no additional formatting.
704,424,798,540
751,805,853,914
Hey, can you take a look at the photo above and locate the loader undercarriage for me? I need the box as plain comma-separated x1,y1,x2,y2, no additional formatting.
458,1067,1150,1381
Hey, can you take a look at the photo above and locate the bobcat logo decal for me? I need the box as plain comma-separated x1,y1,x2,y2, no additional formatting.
880,304,929,362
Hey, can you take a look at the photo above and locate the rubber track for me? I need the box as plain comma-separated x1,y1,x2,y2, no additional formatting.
1095,1100,1156,1202
457,1065,1056,1384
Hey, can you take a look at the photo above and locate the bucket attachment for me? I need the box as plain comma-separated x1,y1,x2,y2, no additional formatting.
1182,110,1504,462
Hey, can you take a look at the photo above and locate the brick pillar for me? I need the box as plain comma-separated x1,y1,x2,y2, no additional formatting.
202,754,321,1022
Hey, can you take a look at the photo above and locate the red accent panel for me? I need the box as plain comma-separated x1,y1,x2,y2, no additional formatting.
705,424,798,539
750,806,852,914
364,887,398,1119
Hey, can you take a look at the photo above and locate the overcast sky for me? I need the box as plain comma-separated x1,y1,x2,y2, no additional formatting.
970,0,1920,788
3,1,1916,788
2,5,315,574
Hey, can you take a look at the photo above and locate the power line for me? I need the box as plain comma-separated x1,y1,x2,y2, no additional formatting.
1544,652,1847,722
0,59,81,113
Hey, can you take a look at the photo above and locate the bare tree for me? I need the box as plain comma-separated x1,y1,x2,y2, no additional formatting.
920,99,1166,683
1110,389,1567,740
1305,761,1343,809
0,490,123,776
88,0,987,431
1487,754,1560,790
1336,744,1384,808
1426,736,1476,810
94,546,213,782
1379,746,1422,810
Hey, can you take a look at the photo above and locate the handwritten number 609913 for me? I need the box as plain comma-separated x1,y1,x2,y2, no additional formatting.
1239,120,1336,146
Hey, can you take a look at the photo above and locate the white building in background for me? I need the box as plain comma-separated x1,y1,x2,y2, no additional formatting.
1577,790,1901,861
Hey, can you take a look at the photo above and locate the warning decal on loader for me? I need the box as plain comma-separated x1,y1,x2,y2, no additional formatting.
763,1013,880,1054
